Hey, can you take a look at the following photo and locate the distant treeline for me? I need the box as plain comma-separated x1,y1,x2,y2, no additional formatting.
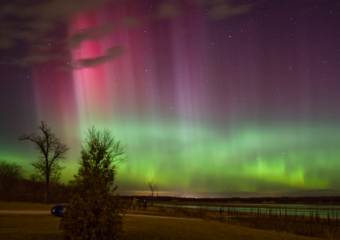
0,161,71,202
121,196,340,206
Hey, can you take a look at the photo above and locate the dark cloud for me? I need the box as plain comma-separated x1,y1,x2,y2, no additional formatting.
69,24,114,48
154,0,254,20
0,0,254,67
156,2,180,19
207,0,253,20
74,46,124,68
0,0,107,66
0,0,106,44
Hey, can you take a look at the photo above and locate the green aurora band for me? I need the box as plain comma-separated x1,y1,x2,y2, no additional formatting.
3,121,338,197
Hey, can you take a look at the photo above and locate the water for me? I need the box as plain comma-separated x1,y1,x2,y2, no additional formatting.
155,203,340,219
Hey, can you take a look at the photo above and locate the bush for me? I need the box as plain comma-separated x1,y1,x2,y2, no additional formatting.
60,128,125,240
0,161,23,199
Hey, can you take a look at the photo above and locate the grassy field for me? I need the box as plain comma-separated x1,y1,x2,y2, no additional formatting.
124,215,325,240
0,213,326,240
0,201,327,240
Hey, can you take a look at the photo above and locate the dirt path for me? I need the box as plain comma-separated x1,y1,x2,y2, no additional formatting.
0,210,50,215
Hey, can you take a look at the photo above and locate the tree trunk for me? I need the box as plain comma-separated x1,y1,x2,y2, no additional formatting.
45,170,50,203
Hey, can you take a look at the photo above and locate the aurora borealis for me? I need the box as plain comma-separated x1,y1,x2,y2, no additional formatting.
1,0,340,197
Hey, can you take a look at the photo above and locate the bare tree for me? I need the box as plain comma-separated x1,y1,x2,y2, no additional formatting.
19,121,68,202
148,181,156,197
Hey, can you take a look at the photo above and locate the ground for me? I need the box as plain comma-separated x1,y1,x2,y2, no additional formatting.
0,202,324,240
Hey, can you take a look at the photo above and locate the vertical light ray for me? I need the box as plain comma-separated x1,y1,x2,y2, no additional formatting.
17,0,340,196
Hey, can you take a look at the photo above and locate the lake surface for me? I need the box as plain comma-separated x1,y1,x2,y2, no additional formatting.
156,203,340,219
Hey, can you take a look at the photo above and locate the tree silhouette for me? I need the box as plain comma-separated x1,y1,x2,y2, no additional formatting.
61,127,124,240
148,181,157,198
0,161,22,197
19,121,68,202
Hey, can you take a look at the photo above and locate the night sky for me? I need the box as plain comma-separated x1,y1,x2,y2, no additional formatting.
1,0,340,197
